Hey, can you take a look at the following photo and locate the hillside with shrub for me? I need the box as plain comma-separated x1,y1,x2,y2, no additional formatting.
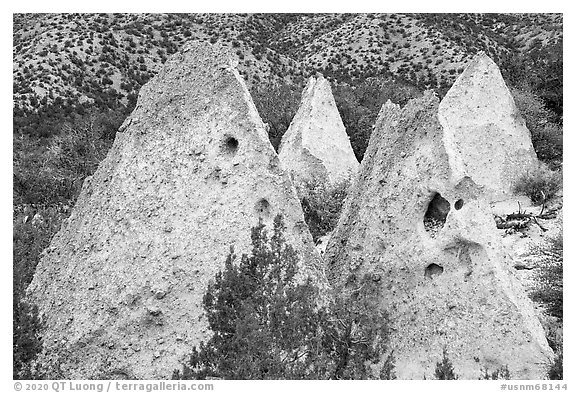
13,13,562,208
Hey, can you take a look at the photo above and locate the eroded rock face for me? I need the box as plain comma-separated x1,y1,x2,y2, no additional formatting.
325,92,553,379
27,42,326,379
438,52,538,200
278,74,358,186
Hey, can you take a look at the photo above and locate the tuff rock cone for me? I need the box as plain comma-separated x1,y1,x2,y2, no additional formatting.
438,52,538,199
278,74,359,186
325,92,553,379
27,42,326,379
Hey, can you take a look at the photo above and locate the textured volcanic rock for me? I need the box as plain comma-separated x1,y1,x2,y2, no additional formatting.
27,42,326,379
324,92,553,379
278,74,358,186
438,52,538,200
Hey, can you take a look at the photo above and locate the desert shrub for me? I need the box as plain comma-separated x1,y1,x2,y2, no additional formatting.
13,136,76,206
548,351,563,380
480,365,511,380
434,348,458,380
502,39,562,121
333,77,421,161
328,275,394,380
511,87,554,132
13,207,64,292
513,165,562,205
251,82,302,151
511,87,563,166
298,177,350,243
332,86,375,162
47,114,113,182
14,110,119,206
531,123,563,169
13,206,65,379
13,299,43,379
174,215,393,380
530,233,563,321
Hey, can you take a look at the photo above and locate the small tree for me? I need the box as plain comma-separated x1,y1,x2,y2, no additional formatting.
530,233,563,321
298,177,350,243
434,348,458,380
323,274,392,379
174,215,392,380
513,165,562,206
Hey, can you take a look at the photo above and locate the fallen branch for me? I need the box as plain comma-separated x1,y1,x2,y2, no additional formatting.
494,201,557,232
494,216,531,230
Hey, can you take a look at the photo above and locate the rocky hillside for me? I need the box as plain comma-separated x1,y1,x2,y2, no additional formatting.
12,13,563,209
13,13,562,125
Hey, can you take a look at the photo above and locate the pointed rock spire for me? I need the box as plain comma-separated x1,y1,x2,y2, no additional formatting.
438,52,538,199
279,74,358,186
27,41,326,379
325,92,553,379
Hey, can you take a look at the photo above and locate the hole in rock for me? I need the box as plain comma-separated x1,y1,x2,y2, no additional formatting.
222,135,239,154
424,192,450,237
424,263,444,279
455,199,464,210
255,198,271,218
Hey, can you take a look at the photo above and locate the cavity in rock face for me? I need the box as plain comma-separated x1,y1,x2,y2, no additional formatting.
278,74,359,187
325,92,553,379
424,263,444,279
27,41,326,379
423,192,451,237
438,52,538,200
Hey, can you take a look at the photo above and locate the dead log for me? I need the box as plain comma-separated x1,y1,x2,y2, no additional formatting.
494,200,559,232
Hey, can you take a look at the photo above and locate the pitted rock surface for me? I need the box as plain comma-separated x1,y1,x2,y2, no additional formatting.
278,74,358,186
438,52,538,200
325,92,553,379
27,41,326,379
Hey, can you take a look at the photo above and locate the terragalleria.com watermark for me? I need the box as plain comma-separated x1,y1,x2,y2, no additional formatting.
13,381,215,392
